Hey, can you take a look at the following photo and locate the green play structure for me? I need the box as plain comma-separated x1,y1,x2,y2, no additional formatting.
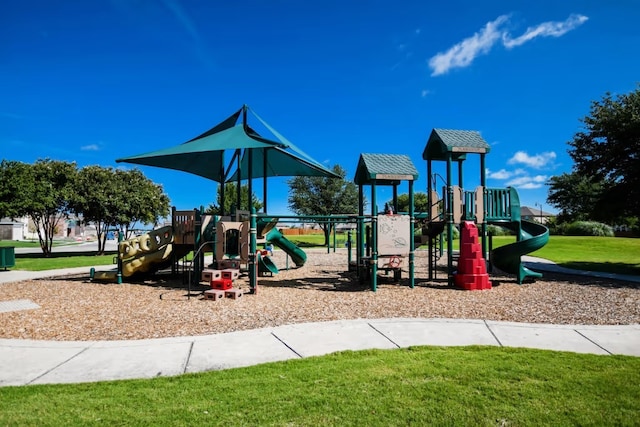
422,128,549,285
486,187,550,282
352,129,549,290
107,103,548,293
353,153,419,291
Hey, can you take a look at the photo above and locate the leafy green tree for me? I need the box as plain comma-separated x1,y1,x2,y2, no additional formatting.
546,172,608,223
74,167,170,251
113,169,171,239
287,164,359,245
206,182,263,215
387,192,429,213
73,165,119,254
566,86,640,222
0,160,30,220
387,191,430,229
16,159,78,255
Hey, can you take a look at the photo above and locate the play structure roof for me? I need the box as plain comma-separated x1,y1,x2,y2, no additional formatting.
116,105,339,183
354,153,419,185
422,128,491,161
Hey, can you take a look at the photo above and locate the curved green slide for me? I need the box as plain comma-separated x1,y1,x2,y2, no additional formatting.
490,220,549,284
265,228,307,267
258,254,279,275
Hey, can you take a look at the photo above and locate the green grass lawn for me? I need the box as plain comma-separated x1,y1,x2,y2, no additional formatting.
1,346,638,426
491,235,640,276
14,253,117,271
6,233,640,276
0,240,79,248
292,232,640,276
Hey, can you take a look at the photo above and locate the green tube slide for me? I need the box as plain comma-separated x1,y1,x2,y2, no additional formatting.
265,228,307,267
490,220,550,284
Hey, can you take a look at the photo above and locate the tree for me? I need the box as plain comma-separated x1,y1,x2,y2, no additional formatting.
387,192,429,213
205,182,263,216
73,165,119,254
387,191,430,229
113,169,170,239
17,159,78,255
567,86,640,222
546,172,608,223
287,165,360,245
0,160,30,220
73,167,169,253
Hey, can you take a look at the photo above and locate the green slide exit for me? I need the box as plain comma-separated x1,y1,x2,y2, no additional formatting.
258,254,279,275
490,220,549,284
265,228,307,267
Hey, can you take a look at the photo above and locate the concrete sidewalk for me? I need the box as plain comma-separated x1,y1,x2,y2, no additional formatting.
0,265,116,284
1,260,639,387
523,256,640,283
1,318,639,387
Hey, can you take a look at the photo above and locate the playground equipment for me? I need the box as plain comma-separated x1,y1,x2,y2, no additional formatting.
485,187,550,283
264,227,307,267
214,214,307,277
90,205,309,294
105,108,548,292
90,208,203,283
90,226,182,283
354,153,419,291
454,221,491,290
345,129,550,291
422,128,549,286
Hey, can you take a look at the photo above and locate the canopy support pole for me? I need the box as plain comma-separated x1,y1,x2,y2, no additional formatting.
263,150,268,214
409,179,415,289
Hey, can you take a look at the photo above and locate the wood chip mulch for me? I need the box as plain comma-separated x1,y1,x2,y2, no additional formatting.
1,249,638,341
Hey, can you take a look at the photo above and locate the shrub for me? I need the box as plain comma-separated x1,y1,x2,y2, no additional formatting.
487,224,512,236
544,217,567,235
565,221,615,237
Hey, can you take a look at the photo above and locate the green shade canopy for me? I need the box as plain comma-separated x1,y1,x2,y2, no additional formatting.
226,108,339,181
116,105,339,183
422,128,491,162
354,153,419,185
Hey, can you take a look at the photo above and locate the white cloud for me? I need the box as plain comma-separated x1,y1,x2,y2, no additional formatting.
428,13,588,76
489,168,547,189
429,15,509,77
487,168,526,180
507,151,556,169
81,144,100,151
503,14,588,48
421,89,431,97
506,174,548,189
487,168,512,179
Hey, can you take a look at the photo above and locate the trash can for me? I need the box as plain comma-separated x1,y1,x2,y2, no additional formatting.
0,246,16,270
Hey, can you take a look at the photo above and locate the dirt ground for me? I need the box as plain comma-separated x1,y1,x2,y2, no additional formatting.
1,249,638,341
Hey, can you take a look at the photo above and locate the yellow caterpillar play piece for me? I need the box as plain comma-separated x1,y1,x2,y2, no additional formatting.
122,243,173,276
119,226,174,277
91,270,118,281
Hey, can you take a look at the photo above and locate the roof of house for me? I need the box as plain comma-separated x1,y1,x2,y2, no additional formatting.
520,206,555,217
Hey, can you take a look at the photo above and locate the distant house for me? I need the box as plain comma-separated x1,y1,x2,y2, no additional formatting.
520,206,554,224
0,217,28,240
0,216,95,241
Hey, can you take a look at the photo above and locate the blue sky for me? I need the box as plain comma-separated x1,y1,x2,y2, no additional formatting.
2,1,639,216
